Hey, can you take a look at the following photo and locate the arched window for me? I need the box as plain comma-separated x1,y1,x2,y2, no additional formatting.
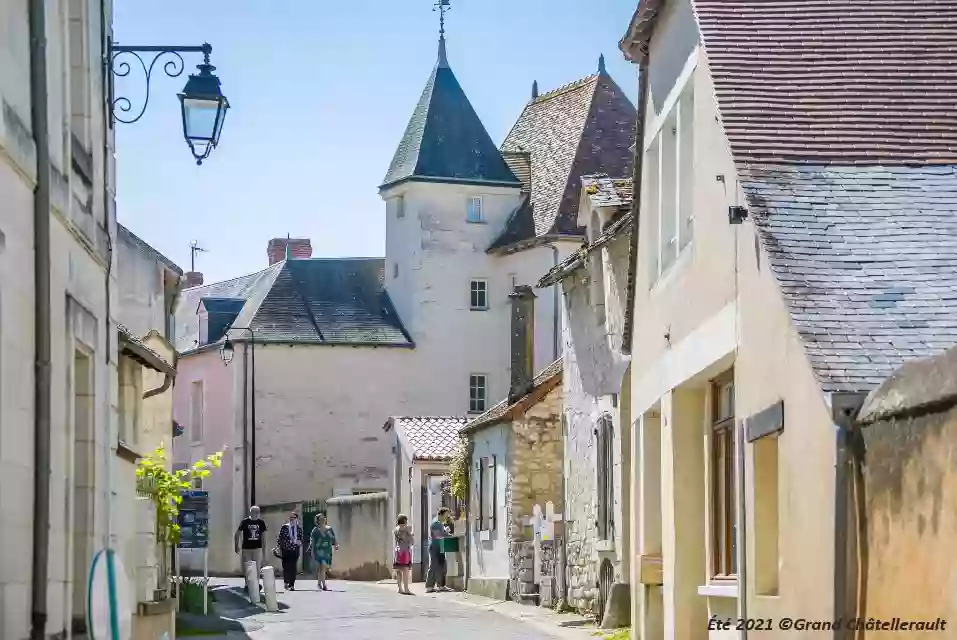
595,414,614,540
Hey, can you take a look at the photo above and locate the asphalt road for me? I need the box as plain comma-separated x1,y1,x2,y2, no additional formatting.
214,579,586,639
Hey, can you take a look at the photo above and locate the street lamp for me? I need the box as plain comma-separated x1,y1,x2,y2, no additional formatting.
109,41,231,165
220,328,257,505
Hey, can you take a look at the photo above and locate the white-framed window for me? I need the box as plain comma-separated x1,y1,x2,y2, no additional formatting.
68,0,92,148
469,279,488,310
395,195,405,219
646,83,695,284
190,381,204,443
466,196,484,223
469,374,487,413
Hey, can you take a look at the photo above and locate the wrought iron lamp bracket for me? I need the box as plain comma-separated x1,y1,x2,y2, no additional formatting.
107,41,212,125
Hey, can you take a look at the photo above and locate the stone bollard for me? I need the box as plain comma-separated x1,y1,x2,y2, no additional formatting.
244,561,260,604
261,565,278,612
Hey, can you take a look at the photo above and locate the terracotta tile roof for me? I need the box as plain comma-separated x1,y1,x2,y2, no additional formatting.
175,259,413,353
491,71,636,251
624,0,957,163
461,359,563,433
388,417,470,461
743,165,957,392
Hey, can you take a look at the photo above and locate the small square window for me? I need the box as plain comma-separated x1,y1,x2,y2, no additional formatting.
470,279,488,310
469,374,487,413
466,196,484,223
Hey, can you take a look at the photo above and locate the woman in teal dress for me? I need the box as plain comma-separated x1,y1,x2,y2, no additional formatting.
309,513,338,591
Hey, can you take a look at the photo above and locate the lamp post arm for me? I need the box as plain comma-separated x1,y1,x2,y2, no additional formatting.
107,41,213,124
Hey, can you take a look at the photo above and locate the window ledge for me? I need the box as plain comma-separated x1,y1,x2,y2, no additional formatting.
697,582,739,599
116,441,143,463
650,244,693,297
466,220,487,225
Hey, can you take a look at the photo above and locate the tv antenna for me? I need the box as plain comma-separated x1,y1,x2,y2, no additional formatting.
189,240,208,272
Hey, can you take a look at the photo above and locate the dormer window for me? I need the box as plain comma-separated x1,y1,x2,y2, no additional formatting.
467,196,484,223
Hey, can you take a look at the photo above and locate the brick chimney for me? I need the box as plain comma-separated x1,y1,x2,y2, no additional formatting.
184,271,204,288
267,237,312,265
508,285,536,403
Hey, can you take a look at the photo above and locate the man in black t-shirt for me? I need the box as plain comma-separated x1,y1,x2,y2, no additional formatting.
235,505,267,583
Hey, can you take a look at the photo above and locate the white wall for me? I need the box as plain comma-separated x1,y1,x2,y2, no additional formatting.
383,180,576,416
468,424,510,581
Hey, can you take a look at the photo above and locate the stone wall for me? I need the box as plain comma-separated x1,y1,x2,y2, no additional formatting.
506,383,564,602
561,264,630,615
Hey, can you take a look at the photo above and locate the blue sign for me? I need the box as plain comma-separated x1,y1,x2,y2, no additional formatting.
177,490,209,549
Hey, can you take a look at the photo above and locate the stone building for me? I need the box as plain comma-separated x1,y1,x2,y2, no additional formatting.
173,24,635,578
460,286,564,603
617,1,957,638
0,0,122,636
538,176,634,625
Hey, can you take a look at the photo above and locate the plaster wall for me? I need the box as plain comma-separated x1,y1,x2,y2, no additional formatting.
0,0,120,636
468,423,510,582
383,180,575,415
561,231,632,613
116,230,171,341
627,1,839,635
323,492,392,581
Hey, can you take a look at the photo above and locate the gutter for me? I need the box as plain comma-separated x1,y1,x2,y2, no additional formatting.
549,244,561,362
29,0,53,637
620,59,649,356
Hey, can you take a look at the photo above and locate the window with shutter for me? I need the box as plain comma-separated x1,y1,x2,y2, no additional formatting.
489,456,497,530
596,415,614,540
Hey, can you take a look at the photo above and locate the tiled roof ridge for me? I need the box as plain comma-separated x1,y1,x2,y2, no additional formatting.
530,73,599,105
182,261,282,292
393,415,469,422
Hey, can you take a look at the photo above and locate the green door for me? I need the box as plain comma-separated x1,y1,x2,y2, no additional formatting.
301,499,326,573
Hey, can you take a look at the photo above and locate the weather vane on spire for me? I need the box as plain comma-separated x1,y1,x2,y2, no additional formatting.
434,0,451,38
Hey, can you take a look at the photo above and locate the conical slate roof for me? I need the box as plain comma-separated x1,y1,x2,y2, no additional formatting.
380,39,520,189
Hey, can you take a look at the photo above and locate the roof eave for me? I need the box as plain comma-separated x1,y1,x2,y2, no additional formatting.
379,174,523,192
487,232,585,256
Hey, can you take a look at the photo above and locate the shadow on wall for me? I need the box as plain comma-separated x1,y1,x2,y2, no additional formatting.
325,492,392,581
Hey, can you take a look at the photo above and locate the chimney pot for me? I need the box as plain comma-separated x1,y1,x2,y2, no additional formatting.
184,272,204,288
508,285,537,403
267,237,313,265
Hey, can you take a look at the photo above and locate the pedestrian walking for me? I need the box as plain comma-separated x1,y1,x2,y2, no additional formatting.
277,512,303,590
425,507,453,593
309,513,338,591
235,506,267,588
393,514,414,595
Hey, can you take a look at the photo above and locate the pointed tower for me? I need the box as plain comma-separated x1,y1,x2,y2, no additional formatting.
380,2,523,368
379,7,519,190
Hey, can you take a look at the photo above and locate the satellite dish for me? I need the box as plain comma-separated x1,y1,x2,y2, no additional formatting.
86,548,132,640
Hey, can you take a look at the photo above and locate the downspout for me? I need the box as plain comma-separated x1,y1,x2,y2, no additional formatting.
620,56,649,357
736,421,749,639
830,393,866,640
250,333,257,505
29,0,53,637
549,244,560,362
143,373,173,399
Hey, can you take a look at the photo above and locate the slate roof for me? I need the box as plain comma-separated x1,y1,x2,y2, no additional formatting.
743,165,957,393
387,416,470,461
117,223,183,275
537,174,633,287
174,258,413,353
461,359,563,433
380,39,520,189
491,70,636,251
622,0,957,164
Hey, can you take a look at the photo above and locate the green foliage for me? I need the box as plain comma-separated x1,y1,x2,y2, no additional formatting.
449,436,473,501
591,629,631,640
177,577,213,616
136,444,223,545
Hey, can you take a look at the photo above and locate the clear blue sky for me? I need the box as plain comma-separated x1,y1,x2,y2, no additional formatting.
114,1,639,284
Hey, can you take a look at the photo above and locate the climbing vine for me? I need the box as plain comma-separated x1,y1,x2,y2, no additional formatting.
449,436,473,502
136,443,223,545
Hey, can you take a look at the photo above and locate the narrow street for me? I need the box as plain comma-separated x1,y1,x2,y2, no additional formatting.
208,579,595,640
